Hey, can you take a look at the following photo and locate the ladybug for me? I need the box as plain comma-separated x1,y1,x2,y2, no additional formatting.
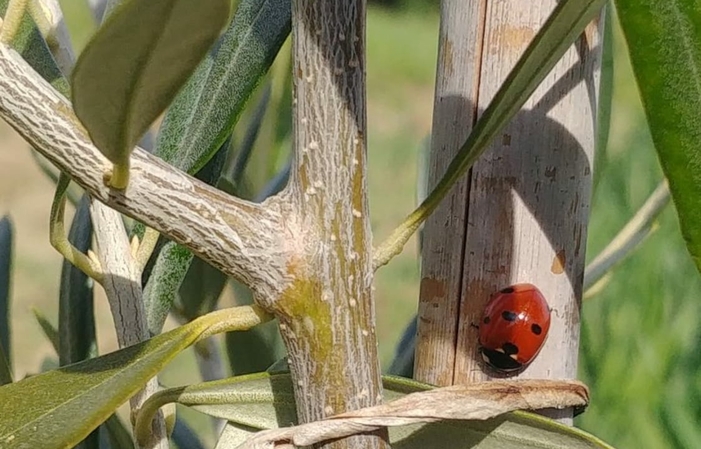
478,283,551,373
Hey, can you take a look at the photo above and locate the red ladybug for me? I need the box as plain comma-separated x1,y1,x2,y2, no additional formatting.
478,283,551,373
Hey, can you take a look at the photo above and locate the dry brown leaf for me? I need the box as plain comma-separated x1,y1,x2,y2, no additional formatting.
235,379,589,449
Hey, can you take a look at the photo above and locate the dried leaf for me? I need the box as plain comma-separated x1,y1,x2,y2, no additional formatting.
238,379,589,448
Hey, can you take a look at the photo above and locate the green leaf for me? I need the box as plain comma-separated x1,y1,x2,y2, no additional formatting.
615,0,701,272
0,216,12,375
593,2,614,192
59,197,97,366
0,0,70,95
142,374,613,449
143,241,193,334
0,306,269,448
32,308,60,355
71,0,231,165
0,327,198,448
154,0,291,174
215,422,258,449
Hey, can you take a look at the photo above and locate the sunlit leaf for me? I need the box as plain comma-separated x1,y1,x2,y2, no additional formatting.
0,306,268,448
615,0,701,273
71,0,231,165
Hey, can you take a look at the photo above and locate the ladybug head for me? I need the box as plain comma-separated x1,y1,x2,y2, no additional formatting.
479,345,523,373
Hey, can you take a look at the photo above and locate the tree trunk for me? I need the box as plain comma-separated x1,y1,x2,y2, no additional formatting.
275,1,389,448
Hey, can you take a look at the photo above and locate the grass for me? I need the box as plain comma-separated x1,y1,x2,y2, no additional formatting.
1,3,699,449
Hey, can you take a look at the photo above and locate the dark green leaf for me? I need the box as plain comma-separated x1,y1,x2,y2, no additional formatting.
226,283,285,375
32,308,60,355
615,0,701,272
178,257,227,320
71,0,231,164
0,216,12,374
59,196,97,366
171,419,205,449
387,317,416,378
155,0,291,173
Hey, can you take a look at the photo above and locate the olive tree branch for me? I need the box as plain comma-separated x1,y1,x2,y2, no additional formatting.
0,44,291,302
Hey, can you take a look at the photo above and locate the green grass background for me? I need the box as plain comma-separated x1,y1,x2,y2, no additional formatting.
6,2,699,448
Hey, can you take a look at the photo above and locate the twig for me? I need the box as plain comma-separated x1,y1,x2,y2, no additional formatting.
0,45,290,302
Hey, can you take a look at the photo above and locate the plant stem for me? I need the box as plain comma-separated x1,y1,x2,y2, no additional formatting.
49,173,103,281
107,159,130,190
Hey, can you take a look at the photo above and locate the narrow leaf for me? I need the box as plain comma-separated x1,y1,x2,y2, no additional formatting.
387,317,416,378
59,196,97,366
71,0,231,164
143,241,193,334
375,0,608,268
32,308,60,354
593,2,614,191
171,419,206,449
155,0,291,173
0,306,269,449
615,0,701,272
0,216,12,372
0,345,10,386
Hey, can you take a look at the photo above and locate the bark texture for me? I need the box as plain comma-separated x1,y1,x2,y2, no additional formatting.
277,0,389,448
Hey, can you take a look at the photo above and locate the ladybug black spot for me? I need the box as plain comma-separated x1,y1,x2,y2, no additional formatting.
531,323,542,335
483,316,491,324
502,342,519,355
501,310,518,322
500,287,515,294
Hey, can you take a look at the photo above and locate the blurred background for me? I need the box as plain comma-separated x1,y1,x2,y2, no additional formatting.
0,1,699,448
